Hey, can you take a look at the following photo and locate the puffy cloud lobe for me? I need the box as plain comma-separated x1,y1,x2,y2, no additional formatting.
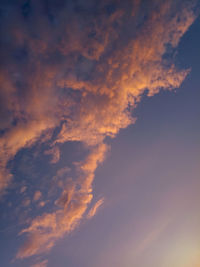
0,0,198,260
33,191,42,202
38,201,46,208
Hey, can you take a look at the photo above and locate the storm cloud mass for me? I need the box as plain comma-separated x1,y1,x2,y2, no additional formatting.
0,0,199,265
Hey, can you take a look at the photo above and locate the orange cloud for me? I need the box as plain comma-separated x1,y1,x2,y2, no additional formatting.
33,191,42,202
38,201,46,208
0,0,198,261
0,0,196,193
16,144,107,259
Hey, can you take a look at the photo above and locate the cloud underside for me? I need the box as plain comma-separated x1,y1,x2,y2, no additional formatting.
0,0,197,260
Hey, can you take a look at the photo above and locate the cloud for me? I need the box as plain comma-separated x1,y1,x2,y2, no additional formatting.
38,201,45,208
20,186,27,194
134,218,172,257
0,0,198,261
44,146,60,164
0,0,196,193
33,191,42,202
22,198,31,207
87,198,105,219
31,259,48,267
16,144,107,259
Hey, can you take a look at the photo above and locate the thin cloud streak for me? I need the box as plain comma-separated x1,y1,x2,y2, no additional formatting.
87,198,105,219
133,218,172,258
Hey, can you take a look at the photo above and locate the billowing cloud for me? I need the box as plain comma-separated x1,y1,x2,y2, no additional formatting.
0,0,198,262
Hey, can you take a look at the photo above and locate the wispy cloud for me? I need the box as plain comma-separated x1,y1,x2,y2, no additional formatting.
87,198,105,219
33,191,42,202
134,218,172,257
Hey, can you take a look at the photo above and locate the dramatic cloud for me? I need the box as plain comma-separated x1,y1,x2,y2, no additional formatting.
0,0,198,262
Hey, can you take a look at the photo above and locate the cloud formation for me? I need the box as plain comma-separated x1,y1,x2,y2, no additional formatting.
16,144,107,259
0,0,198,262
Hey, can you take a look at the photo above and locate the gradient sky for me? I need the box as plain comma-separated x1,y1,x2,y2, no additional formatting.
0,1,200,267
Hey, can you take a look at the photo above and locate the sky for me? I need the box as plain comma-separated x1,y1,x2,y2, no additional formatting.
0,0,200,267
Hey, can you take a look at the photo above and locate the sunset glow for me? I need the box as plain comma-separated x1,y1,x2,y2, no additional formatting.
0,1,200,266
